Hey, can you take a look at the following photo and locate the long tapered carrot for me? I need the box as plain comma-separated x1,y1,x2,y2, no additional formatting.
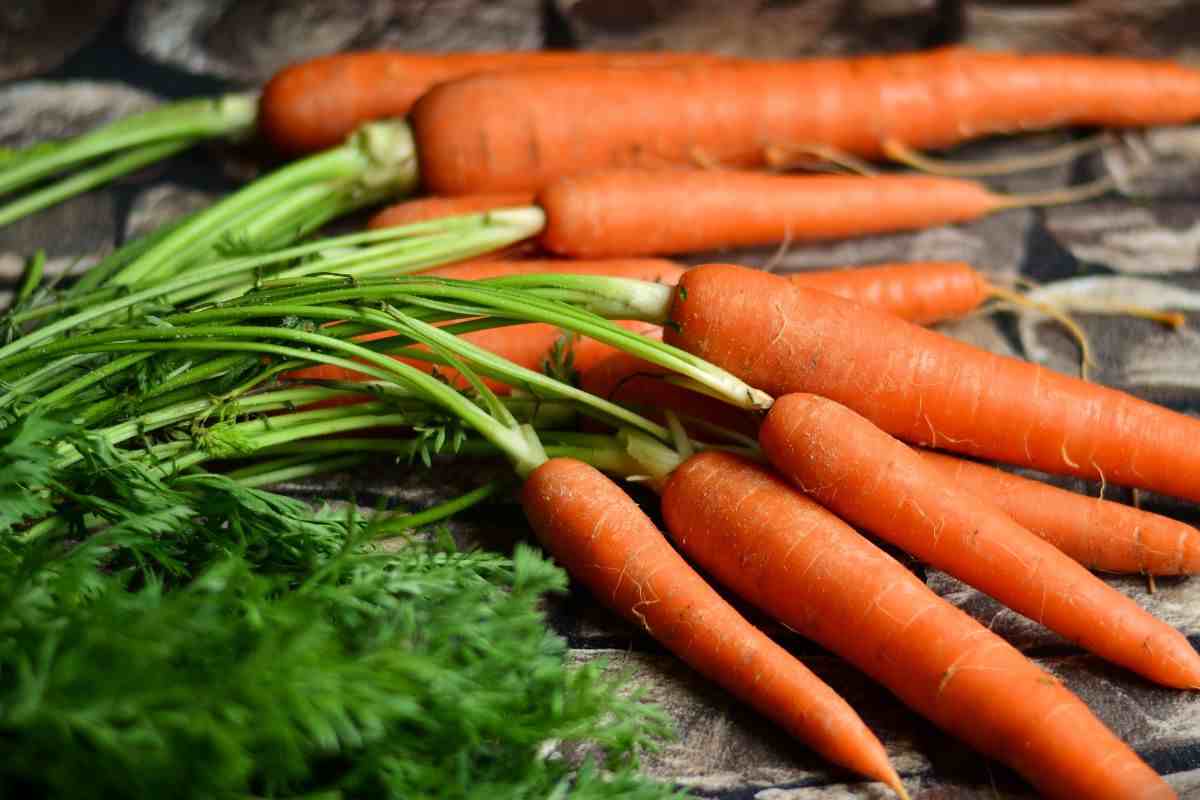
536,169,1042,257
660,451,1175,800
918,449,1200,575
758,392,1200,688
521,457,906,795
410,47,1200,194
260,49,728,155
663,263,1200,502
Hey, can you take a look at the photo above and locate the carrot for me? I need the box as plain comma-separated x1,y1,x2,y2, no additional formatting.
664,263,1200,503
660,451,1175,800
758,392,1200,688
521,457,906,796
260,49,728,155
788,261,990,326
918,449,1200,575
536,169,1036,257
410,47,1200,194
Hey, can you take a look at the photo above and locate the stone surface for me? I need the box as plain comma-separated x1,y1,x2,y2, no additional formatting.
0,81,158,149
127,0,544,82
555,0,942,57
0,1,124,81
963,1,1200,62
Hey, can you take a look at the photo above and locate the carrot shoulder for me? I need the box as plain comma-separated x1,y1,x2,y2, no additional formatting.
521,458,905,794
758,392,1200,689
919,449,1200,575
661,451,1175,800
664,262,1200,503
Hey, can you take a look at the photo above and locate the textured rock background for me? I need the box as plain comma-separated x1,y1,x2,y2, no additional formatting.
3,1,1200,797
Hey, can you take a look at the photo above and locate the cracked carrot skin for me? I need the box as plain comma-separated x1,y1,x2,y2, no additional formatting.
758,393,1200,689
411,47,1200,194
537,169,1003,257
663,262,1200,503
661,451,1176,800
521,458,905,795
919,449,1200,575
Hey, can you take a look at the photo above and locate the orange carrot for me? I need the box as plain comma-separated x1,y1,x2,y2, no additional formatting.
660,451,1176,800
521,457,906,795
410,47,1200,193
664,263,1200,503
758,392,1200,688
788,261,990,325
536,169,1021,257
260,49,728,155
918,449,1200,575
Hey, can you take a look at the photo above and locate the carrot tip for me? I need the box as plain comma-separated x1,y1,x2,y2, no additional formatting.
889,775,912,800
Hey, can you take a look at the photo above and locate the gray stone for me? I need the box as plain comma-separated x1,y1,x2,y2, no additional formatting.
963,1,1200,61
128,0,544,83
555,0,940,57
0,81,158,149
123,183,220,240
0,1,123,81
1043,201,1200,274
568,648,930,792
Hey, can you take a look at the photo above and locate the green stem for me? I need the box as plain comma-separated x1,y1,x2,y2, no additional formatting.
109,120,419,287
7,250,44,314
0,93,256,198
376,481,510,533
229,453,371,489
0,139,196,228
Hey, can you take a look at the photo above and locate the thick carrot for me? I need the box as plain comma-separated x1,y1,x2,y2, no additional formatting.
536,169,1014,257
521,457,905,795
759,392,1200,688
661,451,1175,800
260,49,728,155
410,47,1200,194
919,449,1200,575
664,263,1200,502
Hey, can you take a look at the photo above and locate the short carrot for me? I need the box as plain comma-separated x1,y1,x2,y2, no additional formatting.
663,263,1200,503
535,169,1043,257
521,457,906,796
758,392,1200,688
260,49,728,155
918,449,1200,575
660,451,1175,800
410,47,1200,194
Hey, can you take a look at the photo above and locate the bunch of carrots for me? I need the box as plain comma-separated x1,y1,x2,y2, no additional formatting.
9,41,1200,800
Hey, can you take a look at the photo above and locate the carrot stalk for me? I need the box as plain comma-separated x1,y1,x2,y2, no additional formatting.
522,457,906,796
660,451,1176,800
662,263,1200,502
